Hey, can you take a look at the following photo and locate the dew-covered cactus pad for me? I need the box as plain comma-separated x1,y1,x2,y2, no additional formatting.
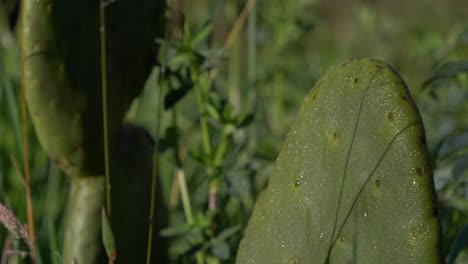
236,59,441,264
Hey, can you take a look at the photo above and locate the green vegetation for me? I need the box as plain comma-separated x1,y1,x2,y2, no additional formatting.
0,0,467,263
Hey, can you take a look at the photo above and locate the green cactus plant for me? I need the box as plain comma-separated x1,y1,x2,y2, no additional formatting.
21,0,165,262
236,59,441,263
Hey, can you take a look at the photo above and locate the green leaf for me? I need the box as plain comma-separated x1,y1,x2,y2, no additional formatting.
222,103,234,123
216,225,241,241
160,224,191,237
237,59,441,264
191,20,214,47
422,60,468,88
164,77,194,109
453,155,468,180
212,241,230,260
206,103,222,122
235,113,255,128
101,208,116,262
437,132,468,162
448,225,468,264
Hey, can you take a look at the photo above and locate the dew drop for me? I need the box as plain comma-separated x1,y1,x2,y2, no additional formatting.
294,179,301,187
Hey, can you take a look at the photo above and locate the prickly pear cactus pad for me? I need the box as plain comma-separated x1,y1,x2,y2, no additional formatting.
22,0,164,177
236,59,441,264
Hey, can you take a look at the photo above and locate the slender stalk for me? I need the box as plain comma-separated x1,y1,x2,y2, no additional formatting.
3,80,23,161
146,14,171,261
247,0,257,151
145,76,165,264
170,107,201,263
191,66,212,156
19,0,36,261
46,163,60,264
99,0,111,217
213,131,229,166
210,0,257,79
177,169,194,224
177,168,203,264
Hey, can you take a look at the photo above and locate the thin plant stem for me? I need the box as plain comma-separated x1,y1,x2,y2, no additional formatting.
146,14,171,263
177,168,203,264
247,0,257,151
191,66,212,156
145,76,165,264
170,107,201,263
210,0,257,79
19,1,36,261
177,169,194,224
46,162,60,264
213,131,229,166
99,0,111,218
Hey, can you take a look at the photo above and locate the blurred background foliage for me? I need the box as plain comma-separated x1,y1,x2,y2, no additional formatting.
0,0,467,263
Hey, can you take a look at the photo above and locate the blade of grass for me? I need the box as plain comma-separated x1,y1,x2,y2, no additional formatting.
3,79,23,161
146,11,171,264
210,0,256,79
19,0,36,259
99,0,112,218
247,0,257,151
46,162,60,264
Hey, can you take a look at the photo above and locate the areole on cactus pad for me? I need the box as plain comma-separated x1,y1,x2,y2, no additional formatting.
236,59,441,263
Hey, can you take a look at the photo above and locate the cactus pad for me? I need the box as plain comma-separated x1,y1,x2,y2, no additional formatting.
236,59,441,263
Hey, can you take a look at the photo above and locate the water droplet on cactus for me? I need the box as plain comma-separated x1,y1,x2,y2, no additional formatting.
294,179,301,187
